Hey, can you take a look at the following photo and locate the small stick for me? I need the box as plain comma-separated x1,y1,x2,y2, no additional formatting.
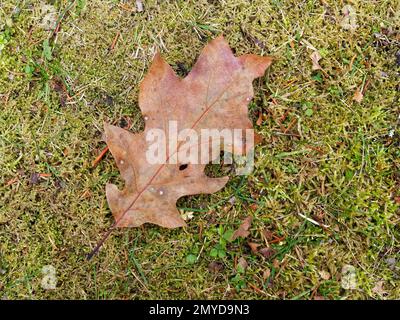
109,32,120,51
92,146,109,167
6,177,18,186
52,0,76,37
39,173,52,178
270,235,285,244
86,225,115,260
283,118,297,134
362,79,371,95
130,269,150,293
248,283,266,295
298,213,329,229
305,144,324,155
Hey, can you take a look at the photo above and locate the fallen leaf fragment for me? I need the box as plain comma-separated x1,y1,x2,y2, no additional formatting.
263,268,271,281
256,111,263,126
340,5,358,31
208,261,224,273
310,51,322,70
231,216,253,241
248,242,260,254
372,281,387,296
259,247,276,259
353,87,364,103
262,229,274,241
30,172,41,185
319,270,331,280
237,257,248,272
52,77,69,107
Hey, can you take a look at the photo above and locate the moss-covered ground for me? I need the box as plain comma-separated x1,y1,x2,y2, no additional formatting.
0,0,399,299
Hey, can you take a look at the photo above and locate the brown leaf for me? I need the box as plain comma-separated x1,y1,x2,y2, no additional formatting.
353,87,364,103
103,36,272,229
262,229,274,241
259,247,276,259
237,257,248,272
310,51,322,70
249,203,258,211
30,172,41,185
254,132,264,145
247,242,260,254
231,216,253,241
256,111,263,126
208,261,224,273
52,77,69,107
263,268,271,281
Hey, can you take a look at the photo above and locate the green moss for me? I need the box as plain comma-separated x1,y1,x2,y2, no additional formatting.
0,0,399,299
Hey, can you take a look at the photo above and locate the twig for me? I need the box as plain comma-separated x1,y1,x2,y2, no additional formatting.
92,146,109,168
130,270,150,293
52,0,76,37
86,226,115,260
109,32,120,51
297,212,329,229
283,118,297,134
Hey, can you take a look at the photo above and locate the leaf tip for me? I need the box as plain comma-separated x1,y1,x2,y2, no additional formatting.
239,54,273,78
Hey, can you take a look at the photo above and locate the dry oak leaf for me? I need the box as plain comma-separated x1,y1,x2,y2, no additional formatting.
231,216,253,241
104,36,272,228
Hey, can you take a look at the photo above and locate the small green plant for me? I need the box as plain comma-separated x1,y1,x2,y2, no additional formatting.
185,254,197,264
42,39,52,61
301,101,314,117
0,33,8,52
209,226,234,259
0,27,12,54
230,265,247,291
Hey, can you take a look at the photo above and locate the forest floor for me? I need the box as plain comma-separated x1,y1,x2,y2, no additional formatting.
0,0,399,299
